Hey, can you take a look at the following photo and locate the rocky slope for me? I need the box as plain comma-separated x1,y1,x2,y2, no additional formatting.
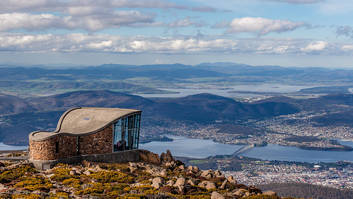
0,150,293,199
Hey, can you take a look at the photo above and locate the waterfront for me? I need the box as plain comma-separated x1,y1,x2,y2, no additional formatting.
141,136,353,163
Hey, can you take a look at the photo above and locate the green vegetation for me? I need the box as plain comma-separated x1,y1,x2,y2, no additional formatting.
15,176,53,191
0,165,36,183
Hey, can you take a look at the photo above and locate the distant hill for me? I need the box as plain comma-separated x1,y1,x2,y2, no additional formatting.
154,93,298,123
0,90,299,145
3,90,353,145
27,90,154,111
257,94,353,112
0,94,33,115
0,64,228,81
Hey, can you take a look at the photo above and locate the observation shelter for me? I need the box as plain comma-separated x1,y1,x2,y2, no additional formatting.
29,107,142,169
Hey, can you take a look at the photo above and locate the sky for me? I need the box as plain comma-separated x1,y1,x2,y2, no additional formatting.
1,0,353,68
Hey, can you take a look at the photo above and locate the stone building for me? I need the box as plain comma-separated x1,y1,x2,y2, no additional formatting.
29,107,142,169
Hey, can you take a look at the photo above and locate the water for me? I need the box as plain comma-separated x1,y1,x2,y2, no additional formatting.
140,136,353,163
140,136,243,158
137,84,311,98
242,144,353,163
0,142,28,151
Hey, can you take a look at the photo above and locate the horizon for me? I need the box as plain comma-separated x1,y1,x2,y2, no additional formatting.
1,0,353,68
1,61,353,70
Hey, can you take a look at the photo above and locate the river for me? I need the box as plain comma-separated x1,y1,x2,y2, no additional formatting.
2,137,353,163
140,136,353,163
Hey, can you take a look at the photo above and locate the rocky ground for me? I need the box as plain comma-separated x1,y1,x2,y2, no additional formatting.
0,150,293,199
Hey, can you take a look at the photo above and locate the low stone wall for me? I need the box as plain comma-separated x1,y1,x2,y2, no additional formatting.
29,125,113,161
29,135,76,160
30,149,154,170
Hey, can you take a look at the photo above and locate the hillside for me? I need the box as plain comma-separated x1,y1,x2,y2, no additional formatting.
1,63,353,97
0,150,290,199
0,91,299,145
0,94,33,115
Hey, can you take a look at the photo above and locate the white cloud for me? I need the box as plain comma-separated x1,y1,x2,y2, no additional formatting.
0,13,60,31
228,17,306,35
87,40,113,49
0,11,154,32
341,45,353,51
168,18,205,28
0,0,217,13
301,41,328,52
0,33,238,53
0,33,343,56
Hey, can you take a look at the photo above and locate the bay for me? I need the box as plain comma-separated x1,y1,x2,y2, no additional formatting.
140,135,243,158
140,136,353,163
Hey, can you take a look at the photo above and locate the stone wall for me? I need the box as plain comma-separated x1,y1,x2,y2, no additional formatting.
30,125,113,161
79,125,113,155
29,135,76,161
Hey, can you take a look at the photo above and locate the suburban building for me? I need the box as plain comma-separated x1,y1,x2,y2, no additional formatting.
29,107,142,169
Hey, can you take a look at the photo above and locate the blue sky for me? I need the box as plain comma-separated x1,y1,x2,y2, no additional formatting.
1,0,353,68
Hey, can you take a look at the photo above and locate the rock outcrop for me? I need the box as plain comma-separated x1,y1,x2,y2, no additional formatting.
0,150,284,198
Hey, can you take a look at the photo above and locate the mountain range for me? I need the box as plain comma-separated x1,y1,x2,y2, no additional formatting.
0,90,299,145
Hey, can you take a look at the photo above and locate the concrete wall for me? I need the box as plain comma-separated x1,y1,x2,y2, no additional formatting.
29,125,113,161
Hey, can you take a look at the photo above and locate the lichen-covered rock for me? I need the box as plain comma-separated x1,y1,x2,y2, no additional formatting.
211,191,225,199
0,150,288,198
227,175,237,184
160,150,174,163
201,169,213,179
198,180,216,190
174,177,185,187
263,190,277,196
220,179,227,189
233,188,248,197
152,177,163,189
139,150,161,165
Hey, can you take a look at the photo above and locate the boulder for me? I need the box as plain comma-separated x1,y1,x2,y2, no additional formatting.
174,177,185,187
69,170,77,176
139,150,161,165
0,183,6,191
166,180,174,186
164,161,176,169
177,185,184,194
160,150,174,163
83,170,91,176
211,191,225,199
178,164,185,171
198,181,216,190
159,169,167,177
233,189,247,197
201,170,213,179
220,179,227,190
193,166,199,173
227,175,237,184
187,179,196,186
263,190,277,196
152,177,164,189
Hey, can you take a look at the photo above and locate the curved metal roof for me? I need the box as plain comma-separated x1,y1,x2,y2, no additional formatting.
29,107,141,141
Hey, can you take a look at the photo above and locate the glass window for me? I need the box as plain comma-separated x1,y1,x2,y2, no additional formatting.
113,113,141,152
